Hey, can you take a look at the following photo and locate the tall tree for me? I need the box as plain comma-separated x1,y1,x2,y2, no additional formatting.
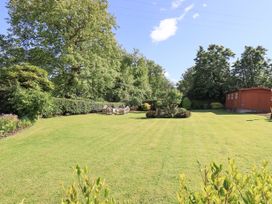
178,45,235,101
177,66,195,96
8,0,121,99
147,59,172,99
232,46,271,89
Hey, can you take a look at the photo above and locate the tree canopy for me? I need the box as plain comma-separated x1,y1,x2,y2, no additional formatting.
178,45,272,102
1,0,173,105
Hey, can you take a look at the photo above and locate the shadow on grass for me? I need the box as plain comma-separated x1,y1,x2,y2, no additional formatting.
133,117,190,120
192,109,243,115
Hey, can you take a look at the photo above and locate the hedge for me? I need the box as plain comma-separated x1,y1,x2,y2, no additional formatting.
43,98,125,117
210,102,224,109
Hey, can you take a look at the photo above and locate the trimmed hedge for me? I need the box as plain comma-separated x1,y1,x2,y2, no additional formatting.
181,97,192,110
43,98,125,117
210,102,224,109
191,100,211,109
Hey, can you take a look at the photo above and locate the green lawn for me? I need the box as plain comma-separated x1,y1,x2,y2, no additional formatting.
0,111,271,203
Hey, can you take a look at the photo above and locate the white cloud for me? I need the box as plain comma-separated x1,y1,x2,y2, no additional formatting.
164,71,170,78
160,7,167,12
164,71,178,83
171,0,185,9
150,3,194,42
193,13,200,19
203,3,208,8
150,18,178,42
184,4,194,13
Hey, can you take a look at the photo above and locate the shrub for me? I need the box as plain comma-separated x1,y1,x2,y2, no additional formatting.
127,97,142,107
10,86,52,120
0,63,53,92
191,100,211,109
0,114,19,137
181,97,192,110
43,98,125,117
174,108,191,118
62,165,118,204
0,63,54,118
146,108,191,119
178,160,272,204
142,103,151,111
162,89,182,117
146,110,156,118
0,114,32,137
211,102,224,109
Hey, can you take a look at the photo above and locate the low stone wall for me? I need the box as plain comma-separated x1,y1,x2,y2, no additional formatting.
102,105,130,115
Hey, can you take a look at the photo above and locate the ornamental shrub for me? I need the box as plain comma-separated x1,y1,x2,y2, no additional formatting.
0,114,19,137
162,89,182,117
211,102,224,109
181,97,192,110
178,160,272,204
0,114,32,137
146,110,156,118
174,108,191,118
62,165,119,204
10,86,52,120
142,103,151,111
0,63,54,119
146,108,191,119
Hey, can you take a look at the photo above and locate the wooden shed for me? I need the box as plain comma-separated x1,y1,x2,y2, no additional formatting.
225,87,272,113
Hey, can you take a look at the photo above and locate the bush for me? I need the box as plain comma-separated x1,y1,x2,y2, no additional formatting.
43,98,125,117
146,108,191,119
142,103,151,111
63,161,272,204
10,86,52,120
0,114,19,137
146,110,156,118
62,165,118,204
181,97,192,110
178,160,272,204
191,100,211,109
174,108,191,118
0,63,54,119
0,114,32,137
162,89,182,117
211,102,224,109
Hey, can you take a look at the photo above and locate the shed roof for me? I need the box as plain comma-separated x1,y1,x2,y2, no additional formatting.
227,87,271,94
239,87,271,91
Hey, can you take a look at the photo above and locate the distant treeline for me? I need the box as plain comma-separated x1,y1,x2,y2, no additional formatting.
177,45,272,102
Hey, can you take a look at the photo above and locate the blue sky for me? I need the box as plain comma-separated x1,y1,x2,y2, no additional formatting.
1,1,272,82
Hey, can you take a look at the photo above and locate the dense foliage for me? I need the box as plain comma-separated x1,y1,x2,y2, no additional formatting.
178,45,235,102
62,165,118,204
146,89,191,119
178,160,272,204
43,98,125,117
1,0,172,105
142,103,151,111
210,102,224,109
232,46,272,88
107,50,172,105
178,45,272,104
0,63,54,119
182,97,192,110
63,161,272,204
7,0,121,99
0,114,32,137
